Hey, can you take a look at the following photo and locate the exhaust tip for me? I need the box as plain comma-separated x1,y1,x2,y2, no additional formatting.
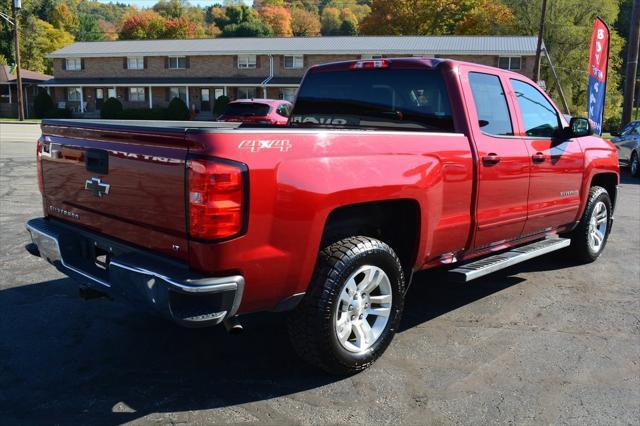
223,317,243,335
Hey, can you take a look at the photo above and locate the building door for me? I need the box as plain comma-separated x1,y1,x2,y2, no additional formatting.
509,78,584,235
201,88,210,111
461,68,531,249
96,88,104,110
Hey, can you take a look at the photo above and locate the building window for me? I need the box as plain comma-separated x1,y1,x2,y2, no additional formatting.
169,87,187,103
238,55,257,69
280,88,297,102
65,58,82,71
129,87,145,102
284,55,303,69
127,56,144,70
67,87,82,101
498,56,522,71
168,56,187,69
237,87,257,99
108,88,116,99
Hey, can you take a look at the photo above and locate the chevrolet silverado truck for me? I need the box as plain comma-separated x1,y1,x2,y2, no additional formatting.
26,58,619,375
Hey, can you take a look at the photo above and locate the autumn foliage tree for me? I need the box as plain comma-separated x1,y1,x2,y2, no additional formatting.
259,6,293,37
291,8,321,36
164,16,205,39
360,0,511,35
119,10,167,40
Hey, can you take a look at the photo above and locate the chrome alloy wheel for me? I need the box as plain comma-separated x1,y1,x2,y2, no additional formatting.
631,153,639,176
588,201,608,253
334,265,393,354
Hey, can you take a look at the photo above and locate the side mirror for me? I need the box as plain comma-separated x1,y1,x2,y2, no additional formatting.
610,130,621,137
568,117,593,138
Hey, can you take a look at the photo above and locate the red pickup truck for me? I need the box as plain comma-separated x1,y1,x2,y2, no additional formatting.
26,58,619,375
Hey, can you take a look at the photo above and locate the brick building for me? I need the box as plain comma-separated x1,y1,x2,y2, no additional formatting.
0,65,52,118
43,36,539,119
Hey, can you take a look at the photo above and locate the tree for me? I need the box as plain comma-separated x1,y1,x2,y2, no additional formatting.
221,21,274,37
205,5,228,26
153,0,187,19
360,0,503,35
260,6,293,36
339,9,358,35
20,16,74,74
291,8,321,36
49,2,80,34
321,7,342,35
164,16,206,39
454,0,514,35
326,0,371,22
76,14,104,41
119,10,167,40
501,0,623,121
216,5,274,37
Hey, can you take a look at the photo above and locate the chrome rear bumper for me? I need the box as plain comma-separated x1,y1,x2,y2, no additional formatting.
26,218,244,327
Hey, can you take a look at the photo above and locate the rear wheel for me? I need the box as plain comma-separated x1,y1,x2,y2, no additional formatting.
630,151,639,177
566,186,612,263
287,236,406,375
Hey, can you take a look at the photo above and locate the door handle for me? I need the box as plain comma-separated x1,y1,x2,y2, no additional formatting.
532,152,546,163
482,153,501,165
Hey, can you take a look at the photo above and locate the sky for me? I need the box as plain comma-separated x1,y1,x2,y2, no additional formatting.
97,0,252,6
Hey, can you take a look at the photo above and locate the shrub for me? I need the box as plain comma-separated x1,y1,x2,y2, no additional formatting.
101,97,123,119
33,90,54,118
213,95,230,115
166,97,190,120
602,115,622,133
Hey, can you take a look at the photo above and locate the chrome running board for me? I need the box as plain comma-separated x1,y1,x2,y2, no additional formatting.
448,237,571,283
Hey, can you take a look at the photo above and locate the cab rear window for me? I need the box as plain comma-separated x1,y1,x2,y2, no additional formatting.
290,68,454,132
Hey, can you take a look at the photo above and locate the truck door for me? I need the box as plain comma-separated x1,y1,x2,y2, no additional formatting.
462,70,531,248
508,79,584,235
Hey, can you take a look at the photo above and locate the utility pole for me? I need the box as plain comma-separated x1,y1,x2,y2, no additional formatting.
12,0,24,121
543,48,571,115
532,0,548,83
623,0,640,126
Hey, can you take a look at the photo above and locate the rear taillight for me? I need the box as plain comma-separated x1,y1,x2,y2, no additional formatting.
187,157,246,240
36,138,43,193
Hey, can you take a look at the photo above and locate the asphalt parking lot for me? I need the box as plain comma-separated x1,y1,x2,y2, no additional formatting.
1,122,639,424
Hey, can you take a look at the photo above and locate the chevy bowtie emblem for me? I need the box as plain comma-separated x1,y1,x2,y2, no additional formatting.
85,177,110,198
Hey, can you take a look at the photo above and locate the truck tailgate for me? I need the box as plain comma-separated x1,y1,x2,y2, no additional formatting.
40,122,189,261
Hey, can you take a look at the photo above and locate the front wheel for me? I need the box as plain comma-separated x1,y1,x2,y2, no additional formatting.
287,236,406,375
566,186,612,263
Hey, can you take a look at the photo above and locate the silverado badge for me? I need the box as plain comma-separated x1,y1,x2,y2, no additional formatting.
85,177,110,198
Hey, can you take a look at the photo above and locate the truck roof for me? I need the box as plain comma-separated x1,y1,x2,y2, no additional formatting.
309,57,534,84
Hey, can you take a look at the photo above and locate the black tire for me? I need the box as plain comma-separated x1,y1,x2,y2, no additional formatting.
287,236,406,375
566,186,612,263
630,151,640,177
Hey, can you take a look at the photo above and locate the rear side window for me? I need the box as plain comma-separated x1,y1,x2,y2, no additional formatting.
276,104,291,117
468,72,513,136
223,103,270,116
511,79,561,138
291,68,454,132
